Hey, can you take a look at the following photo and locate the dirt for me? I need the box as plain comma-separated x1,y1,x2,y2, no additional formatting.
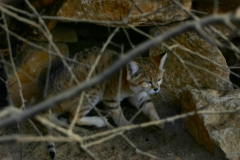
0,97,224,160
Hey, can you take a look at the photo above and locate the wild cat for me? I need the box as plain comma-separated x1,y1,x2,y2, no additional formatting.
44,47,167,159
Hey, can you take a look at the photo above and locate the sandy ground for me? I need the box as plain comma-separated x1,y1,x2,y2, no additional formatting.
0,98,223,160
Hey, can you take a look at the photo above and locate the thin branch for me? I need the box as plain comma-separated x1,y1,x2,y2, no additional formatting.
1,11,26,108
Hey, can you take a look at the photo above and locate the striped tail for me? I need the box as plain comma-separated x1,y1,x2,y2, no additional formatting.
47,142,56,159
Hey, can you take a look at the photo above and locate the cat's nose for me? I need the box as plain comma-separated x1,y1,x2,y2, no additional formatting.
154,88,159,92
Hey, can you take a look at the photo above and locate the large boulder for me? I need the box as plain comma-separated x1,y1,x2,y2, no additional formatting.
149,22,233,107
181,89,240,160
8,42,69,107
57,0,192,26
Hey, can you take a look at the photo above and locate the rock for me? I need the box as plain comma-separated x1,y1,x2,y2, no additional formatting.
25,0,67,31
8,42,69,107
0,0,67,45
149,22,233,107
191,0,238,39
57,0,192,26
31,23,78,42
181,89,240,160
192,0,240,15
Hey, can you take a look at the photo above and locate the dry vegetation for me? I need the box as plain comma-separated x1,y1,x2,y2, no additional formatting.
0,0,240,159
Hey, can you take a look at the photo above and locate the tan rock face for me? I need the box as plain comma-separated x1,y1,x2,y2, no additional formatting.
57,0,192,26
192,0,240,13
181,89,240,160
8,42,69,108
149,22,233,106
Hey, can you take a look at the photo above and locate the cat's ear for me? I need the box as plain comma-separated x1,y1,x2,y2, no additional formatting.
151,52,167,70
127,61,139,75
159,52,167,70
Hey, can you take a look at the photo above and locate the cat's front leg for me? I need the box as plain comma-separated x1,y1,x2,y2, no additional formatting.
103,99,131,126
128,91,164,129
69,107,107,128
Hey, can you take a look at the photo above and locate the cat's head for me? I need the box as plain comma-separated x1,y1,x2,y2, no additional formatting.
127,52,167,94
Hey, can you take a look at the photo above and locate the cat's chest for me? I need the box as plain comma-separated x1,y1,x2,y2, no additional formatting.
119,92,132,100
102,90,134,101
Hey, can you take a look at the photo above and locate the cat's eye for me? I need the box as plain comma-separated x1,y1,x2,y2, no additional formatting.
146,81,152,84
158,78,161,81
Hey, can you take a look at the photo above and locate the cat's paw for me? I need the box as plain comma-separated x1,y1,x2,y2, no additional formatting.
155,122,164,129
119,120,133,126
94,117,107,128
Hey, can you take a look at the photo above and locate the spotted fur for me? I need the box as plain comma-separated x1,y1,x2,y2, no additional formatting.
44,47,167,159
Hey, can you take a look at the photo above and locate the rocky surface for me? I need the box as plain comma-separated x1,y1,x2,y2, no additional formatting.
57,0,191,26
149,22,233,107
191,0,239,39
0,99,220,160
181,89,240,160
0,0,67,50
8,42,69,107
192,0,240,14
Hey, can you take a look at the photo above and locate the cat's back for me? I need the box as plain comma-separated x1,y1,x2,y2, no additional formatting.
46,47,120,97
75,47,119,70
